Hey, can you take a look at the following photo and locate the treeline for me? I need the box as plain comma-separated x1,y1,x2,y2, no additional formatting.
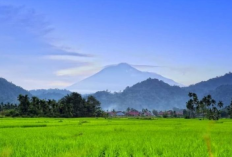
186,93,232,120
0,92,103,117
0,102,17,112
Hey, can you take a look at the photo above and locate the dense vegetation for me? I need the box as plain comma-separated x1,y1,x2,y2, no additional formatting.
184,72,232,97
0,93,102,118
186,93,224,120
93,78,188,111
94,73,232,111
1,118,232,157
2,73,232,112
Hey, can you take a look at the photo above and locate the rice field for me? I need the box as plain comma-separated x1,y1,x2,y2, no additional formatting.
0,118,232,157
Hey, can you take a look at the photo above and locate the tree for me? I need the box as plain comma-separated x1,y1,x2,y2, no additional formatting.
183,109,190,119
86,95,101,117
186,93,196,118
204,95,223,120
29,96,40,116
9,93,103,118
199,96,208,119
163,111,168,118
152,109,158,116
186,93,224,120
18,94,30,116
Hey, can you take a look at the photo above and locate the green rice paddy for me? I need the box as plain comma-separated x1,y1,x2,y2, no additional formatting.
0,118,231,157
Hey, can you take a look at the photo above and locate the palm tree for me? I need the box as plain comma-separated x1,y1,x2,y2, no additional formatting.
188,92,193,97
207,95,212,100
218,101,223,108
211,99,216,107
186,99,194,118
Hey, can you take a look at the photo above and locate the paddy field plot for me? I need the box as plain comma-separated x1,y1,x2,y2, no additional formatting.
0,118,232,157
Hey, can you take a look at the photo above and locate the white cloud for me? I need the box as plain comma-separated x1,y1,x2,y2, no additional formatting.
48,81,72,87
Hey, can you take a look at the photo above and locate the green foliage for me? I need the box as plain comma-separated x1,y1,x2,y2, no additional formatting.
13,93,103,117
162,112,168,118
184,73,232,98
186,93,224,120
94,78,188,110
152,109,158,116
93,73,232,111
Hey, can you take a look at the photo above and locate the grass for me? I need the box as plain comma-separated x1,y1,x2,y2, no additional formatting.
0,118,232,157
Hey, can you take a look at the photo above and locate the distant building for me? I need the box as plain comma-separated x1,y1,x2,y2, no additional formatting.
158,111,163,116
143,112,152,116
107,111,125,116
116,111,125,116
176,111,183,116
108,112,116,117
127,111,140,116
158,110,184,117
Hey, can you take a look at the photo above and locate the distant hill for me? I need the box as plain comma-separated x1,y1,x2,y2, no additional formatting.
67,63,183,94
184,73,232,98
92,78,188,111
30,89,71,101
92,73,232,111
2,72,232,111
0,78,31,104
210,85,232,106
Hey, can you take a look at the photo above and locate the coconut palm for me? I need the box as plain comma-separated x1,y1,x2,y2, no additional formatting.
218,101,223,108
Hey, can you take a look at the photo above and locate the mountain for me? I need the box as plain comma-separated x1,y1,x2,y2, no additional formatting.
210,85,232,106
184,73,232,98
92,78,188,111
30,89,71,101
0,78,31,104
92,73,232,111
67,63,182,93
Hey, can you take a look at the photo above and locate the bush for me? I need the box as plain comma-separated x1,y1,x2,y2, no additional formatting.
163,114,168,118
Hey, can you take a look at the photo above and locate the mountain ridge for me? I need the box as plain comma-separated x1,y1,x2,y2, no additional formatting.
184,72,232,97
91,73,232,110
0,78,31,104
67,63,183,93
92,78,188,111
1,72,232,110
30,89,71,101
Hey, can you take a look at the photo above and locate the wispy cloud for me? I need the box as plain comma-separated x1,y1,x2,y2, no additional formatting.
132,64,195,75
0,4,93,58
0,5,53,36
55,63,101,77
49,44,94,57
0,4,97,81
166,66,196,75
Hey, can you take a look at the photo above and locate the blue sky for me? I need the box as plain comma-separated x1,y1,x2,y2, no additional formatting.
0,0,232,89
